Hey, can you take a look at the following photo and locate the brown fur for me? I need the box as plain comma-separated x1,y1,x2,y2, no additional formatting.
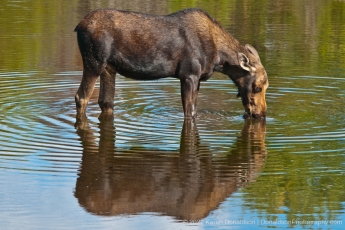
74,8,268,118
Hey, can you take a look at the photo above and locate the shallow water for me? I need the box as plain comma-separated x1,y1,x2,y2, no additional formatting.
1,0,345,229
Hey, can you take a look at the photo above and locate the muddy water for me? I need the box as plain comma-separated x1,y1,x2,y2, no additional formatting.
1,0,345,229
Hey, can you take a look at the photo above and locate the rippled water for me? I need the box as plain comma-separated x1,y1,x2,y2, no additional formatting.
1,0,345,230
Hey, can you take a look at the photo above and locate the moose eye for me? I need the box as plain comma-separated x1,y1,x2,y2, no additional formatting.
254,87,262,93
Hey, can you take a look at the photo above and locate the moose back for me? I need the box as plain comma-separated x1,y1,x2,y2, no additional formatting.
74,8,268,118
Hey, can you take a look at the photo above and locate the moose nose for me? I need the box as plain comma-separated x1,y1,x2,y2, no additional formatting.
253,111,266,119
243,111,266,119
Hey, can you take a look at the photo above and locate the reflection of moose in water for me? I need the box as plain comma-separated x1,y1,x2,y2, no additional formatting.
74,116,267,220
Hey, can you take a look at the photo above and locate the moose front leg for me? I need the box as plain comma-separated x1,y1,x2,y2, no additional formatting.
180,76,200,118
98,65,116,114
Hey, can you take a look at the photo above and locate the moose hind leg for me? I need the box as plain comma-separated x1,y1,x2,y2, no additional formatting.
75,67,103,114
98,65,116,114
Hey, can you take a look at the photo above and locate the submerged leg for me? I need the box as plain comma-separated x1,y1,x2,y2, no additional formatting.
180,76,200,118
99,65,116,114
75,28,110,115
75,68,100,114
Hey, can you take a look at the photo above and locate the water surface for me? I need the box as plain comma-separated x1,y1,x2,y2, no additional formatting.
1,0,345,229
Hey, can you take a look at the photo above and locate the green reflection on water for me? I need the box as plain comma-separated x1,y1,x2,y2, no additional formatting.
0,0,79,72
242,148,345,225
1,0,345,76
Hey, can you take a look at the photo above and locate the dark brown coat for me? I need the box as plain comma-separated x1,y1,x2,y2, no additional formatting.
74,8,268,118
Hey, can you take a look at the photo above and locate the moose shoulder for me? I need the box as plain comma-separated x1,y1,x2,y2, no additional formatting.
74,8,268,118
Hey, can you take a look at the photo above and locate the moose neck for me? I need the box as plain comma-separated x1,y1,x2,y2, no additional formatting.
213,27,248,84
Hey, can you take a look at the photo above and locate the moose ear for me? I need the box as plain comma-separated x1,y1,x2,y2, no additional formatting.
238,52,252,72
245,44,261,63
